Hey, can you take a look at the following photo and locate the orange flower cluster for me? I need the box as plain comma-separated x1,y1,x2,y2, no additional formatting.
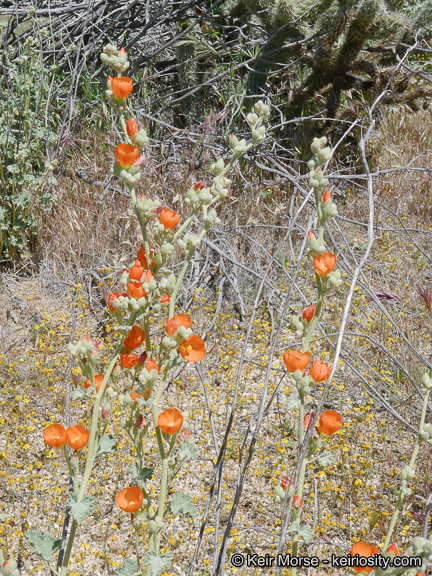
166,313,206,363
43,424,90,450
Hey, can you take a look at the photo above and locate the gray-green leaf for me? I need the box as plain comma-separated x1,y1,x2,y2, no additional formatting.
96,433,116,457
25,530,61,562
66,494,96,524
178,438,197,462
114,558,139,576
298,524,314,543
71,389,85,400
127,463,154,482
286,393,301,410
145,551,173,576
169,492,197,518
316,451,336,468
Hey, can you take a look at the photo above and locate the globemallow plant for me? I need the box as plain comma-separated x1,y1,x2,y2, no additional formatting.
22,43,269,576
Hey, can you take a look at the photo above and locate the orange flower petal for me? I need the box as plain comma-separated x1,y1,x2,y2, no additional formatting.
43,424,66,448
115,144,139,168
179,335,206,362
116,486,143,513
111,76,133,100
313,252,337,277
65,425,90,450
124,326,145,350
283,350,310,373
158,408,183,435
318,410,342,436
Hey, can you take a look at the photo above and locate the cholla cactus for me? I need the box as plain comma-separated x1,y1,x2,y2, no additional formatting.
225,0,432,119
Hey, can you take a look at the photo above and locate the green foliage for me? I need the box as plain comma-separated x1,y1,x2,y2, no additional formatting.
169,491,197,518
95,433,117,456
24,530,61,563
221,0,432,120
65,494,97,524
145,551,173,576
0,25,61,261
128,463,154,481
114,559,139,576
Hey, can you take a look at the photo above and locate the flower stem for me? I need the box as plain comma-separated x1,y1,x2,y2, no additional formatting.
383,390,430,550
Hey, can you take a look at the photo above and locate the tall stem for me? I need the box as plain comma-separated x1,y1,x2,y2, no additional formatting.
383,390,430,550
60,316,136,576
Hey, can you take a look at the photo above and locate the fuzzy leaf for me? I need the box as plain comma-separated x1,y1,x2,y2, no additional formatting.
127,463,154,482
145,551,173,576
286,393,301,410
298,524,314,543
71,389,85,400
66,494,96,524
0,514,11,521
96,433,116,456
25,530,61,562
169,492,197,518
316,451,336,468
114,558,139,576
178,438,197,462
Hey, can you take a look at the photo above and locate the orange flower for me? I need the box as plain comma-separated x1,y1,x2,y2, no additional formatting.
158,408,183,435
129,259,144,281
115,144,139,168
165,313,192,336
119,47,127,57
108,292,122,312
303,412,313,431
121,353,139,370
293,496,303,509
310,359,332,382
318,410,342,436
128,282,146,299
159,208,180,230
160,295,170,304
349,542,379,574
43,424,66,448
314,252,337,277
302,306,315,322
111,76,133,100
145,358,159,373
283,350,310,373
179,335,206,362
126,117,138,138
323,190,331,202
386,543,398,556
308,230,312,240
65,425,90,450
131,385,150,403
124,326,145,350
116,486,143,513
280,476,292,490
83,374,108,393
137,247,155,269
